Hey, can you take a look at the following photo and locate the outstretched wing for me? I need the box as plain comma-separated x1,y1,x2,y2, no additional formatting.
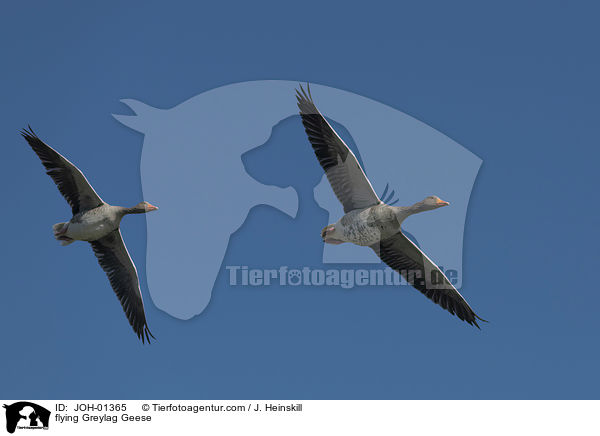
371,232,486,327
296,84,381,213
90,230,154,343
21,126,103,214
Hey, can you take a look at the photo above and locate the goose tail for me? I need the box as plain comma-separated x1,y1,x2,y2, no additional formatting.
53,222,74,246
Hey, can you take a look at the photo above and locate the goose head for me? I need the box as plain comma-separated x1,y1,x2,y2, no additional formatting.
422,195,449,209
130,201,159,213
407,196,449,214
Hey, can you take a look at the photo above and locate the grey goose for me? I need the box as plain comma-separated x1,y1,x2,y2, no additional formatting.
296,85,486,327
21,127,157,342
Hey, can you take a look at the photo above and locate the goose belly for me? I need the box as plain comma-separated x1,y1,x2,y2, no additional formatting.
338,207,399,246
65,218,115,241
342,222,382,246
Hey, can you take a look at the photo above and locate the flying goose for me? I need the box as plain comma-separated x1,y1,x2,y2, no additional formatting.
296,85,486,327
21,127,157,342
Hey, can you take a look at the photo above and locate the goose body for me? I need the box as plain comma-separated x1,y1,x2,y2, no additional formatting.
60,205,121,242
21,127,158,343
325,204,401,246
297,85,486,327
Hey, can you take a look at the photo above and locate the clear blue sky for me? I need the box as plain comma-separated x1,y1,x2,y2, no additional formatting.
1,1,598,399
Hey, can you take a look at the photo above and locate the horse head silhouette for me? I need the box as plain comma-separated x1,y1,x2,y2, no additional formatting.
113,81,481,320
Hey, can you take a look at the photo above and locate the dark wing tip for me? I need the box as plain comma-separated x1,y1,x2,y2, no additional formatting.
296,83,318,114
475,313,489,323
139,324,156,344
464,309,488,329
132,314,156,344
20,125,38,141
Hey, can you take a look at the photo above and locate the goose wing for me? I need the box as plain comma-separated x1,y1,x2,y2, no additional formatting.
371,232,486,327
21,127,103,214
90,230,154,343
296,85,380,213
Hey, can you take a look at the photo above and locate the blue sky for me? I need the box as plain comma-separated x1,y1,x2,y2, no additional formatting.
1,1,599,399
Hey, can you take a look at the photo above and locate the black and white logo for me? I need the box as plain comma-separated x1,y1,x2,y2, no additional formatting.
3,402,50,434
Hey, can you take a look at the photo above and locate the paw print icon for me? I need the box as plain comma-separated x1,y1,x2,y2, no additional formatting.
287,270,303,286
